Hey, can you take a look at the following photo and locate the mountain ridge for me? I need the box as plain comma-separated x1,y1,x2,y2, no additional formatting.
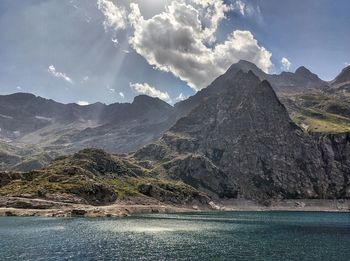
2,70,349,208
1,61,350,172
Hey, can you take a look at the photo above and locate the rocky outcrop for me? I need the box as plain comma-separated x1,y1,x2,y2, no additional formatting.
0,148,213,207
137,182,210,205
137,71,350,201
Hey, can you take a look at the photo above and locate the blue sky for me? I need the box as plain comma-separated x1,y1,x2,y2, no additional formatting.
0,0,349,105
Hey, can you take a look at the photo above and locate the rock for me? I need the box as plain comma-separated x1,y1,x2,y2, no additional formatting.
137,71,350,201
295,201,306,208
71,209,87,217
5,211,16,216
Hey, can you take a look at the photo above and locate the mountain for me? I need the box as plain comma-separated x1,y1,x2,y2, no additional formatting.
1,70,349,210
0,62,348,174
331,65,350,90
136,71,350,201
174,60,327,119
0,94,175,171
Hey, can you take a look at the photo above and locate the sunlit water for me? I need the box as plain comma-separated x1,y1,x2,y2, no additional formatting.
1,211,349,260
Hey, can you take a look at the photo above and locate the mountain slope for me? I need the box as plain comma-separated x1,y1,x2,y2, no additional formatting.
0,62,347,173
331,65,350,90
0,148,210,206
1,71,349,209
136,71,350,201
174,60,327,119
0,94,175,171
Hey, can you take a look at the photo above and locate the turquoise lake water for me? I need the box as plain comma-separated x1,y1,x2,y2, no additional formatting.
0,211,349,260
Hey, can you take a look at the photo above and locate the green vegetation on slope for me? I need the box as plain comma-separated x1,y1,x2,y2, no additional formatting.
0,148,209,205
280,90,350,133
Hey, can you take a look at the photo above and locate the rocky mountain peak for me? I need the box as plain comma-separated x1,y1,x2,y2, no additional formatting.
341,65,350,74
294,66,323,83
226,60,266,80
132,95,172,110
295,66,310,74
294,66,319,79
137,69,350,200
332,65,350,87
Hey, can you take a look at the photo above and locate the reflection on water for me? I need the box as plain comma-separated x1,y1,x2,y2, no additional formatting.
1,211,349,260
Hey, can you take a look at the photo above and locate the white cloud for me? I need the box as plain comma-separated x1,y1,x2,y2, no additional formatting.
48,65,73,84
77,101,89,106
119,92,125,98
111,37,119,45
232,0,246,15
128,0,272,91
344,62,350,67
16,86,22,90
97,0,126,31
106,85,115,93
281,57,292,71
175,92,188,101
130,82,170,102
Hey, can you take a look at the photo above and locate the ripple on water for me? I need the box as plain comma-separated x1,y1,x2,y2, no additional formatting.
0,212,349,261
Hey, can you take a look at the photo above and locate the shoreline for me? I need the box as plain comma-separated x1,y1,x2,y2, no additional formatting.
0,197,349,217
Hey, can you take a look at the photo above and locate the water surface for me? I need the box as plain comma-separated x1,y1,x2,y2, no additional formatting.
1,211,349,260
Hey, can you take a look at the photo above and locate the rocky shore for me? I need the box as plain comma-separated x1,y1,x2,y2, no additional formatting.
0,196,348,218
0,196,200,217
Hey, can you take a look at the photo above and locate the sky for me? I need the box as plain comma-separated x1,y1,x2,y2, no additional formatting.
0,0,349,105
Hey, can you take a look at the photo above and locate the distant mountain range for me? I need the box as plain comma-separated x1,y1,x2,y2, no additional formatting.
1,62,349,207
1,60,350,174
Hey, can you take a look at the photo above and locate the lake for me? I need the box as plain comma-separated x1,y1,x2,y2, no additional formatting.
0,211,349,260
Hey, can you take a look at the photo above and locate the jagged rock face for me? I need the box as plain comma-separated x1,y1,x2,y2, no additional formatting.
174,60,327,120
138,72,350,200
163,154,238,198
316,133,350,197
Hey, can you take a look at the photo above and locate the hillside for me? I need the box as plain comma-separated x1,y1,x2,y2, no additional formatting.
0,148,210,208
0,94,175,171
137,71,350,201
2,71,349,212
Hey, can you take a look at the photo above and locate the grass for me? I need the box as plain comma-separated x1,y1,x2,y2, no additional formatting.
281,90,350,133
292,107,350,133
0,148,203,204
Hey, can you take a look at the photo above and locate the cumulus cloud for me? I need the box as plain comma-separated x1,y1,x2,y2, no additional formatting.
95,0,272,91
97,0,126,31
130,82,170,102
281,57,292,71
128,0,272,91
77,101,89,106
48,65,73,83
